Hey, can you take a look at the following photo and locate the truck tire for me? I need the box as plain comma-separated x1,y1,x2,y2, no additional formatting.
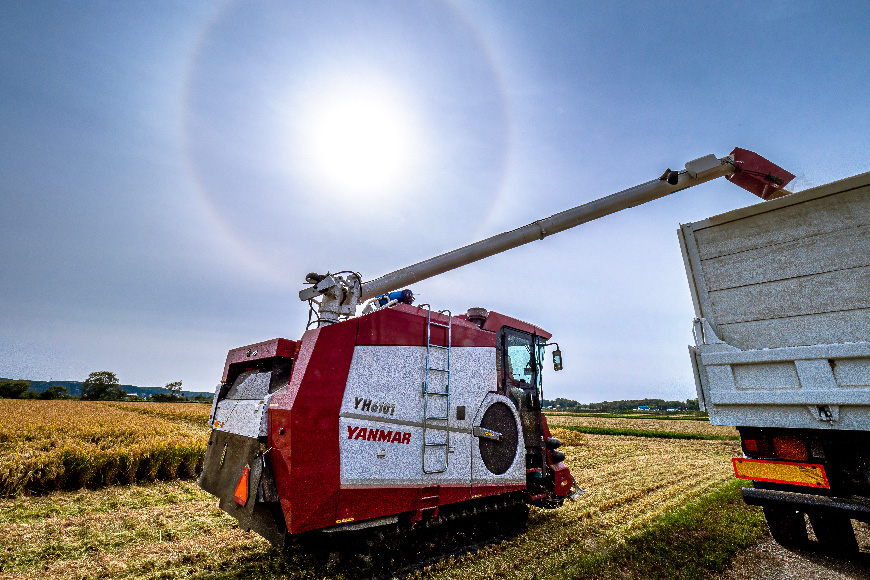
763,506,807,549
808,512,859,555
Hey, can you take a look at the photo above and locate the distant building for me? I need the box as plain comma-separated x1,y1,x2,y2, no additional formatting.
636,405,650,411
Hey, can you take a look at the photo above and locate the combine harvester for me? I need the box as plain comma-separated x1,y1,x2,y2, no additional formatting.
199,148,793,571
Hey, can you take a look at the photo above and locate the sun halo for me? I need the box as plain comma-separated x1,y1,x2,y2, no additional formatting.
295,79,421,199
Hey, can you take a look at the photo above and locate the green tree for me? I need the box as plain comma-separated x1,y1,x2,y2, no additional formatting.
0,380,30,399
166,381,183,398
81,371,127,401
40,385,71,400
151,380,183,402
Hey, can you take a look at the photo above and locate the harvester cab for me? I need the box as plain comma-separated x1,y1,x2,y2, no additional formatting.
199,148,793,566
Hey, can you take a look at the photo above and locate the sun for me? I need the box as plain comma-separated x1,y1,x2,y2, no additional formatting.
295,77,420,196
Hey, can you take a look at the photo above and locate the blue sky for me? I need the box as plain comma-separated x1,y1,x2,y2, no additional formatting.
2,1,868,400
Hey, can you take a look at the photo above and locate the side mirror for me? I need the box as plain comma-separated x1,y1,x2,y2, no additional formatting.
553,349,563,371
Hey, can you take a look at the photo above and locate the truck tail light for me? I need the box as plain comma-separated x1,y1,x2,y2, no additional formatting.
772,435,808,461
741,430,774,459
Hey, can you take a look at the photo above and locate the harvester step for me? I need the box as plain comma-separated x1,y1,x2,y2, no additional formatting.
427,344,449,349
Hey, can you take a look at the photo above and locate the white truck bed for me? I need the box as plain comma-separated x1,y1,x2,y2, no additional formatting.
679,171,870,430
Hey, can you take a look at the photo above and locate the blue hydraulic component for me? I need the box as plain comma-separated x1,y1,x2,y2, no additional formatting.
377,289,414,307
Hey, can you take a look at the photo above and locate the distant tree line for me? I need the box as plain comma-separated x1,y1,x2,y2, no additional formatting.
542,397,701,412
0,379,71,399
0,372,209,402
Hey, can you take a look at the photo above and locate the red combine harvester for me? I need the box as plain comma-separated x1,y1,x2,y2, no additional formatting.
199,149,793,568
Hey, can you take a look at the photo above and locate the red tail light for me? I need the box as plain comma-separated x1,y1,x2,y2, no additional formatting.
234,465,250,506
741,431,775,459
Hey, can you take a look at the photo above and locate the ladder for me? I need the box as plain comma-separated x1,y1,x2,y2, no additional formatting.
421,305,451,474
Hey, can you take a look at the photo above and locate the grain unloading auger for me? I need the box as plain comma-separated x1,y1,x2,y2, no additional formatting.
199,148,793,569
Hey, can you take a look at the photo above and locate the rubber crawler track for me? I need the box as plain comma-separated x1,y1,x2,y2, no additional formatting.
290,492,531,579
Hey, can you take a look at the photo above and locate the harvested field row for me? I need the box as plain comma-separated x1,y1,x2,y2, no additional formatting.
546,413,738,438
0,401,209,496
0,433,747,580
556,424,738,440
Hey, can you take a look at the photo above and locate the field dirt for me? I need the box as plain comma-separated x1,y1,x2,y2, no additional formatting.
717,521,870,580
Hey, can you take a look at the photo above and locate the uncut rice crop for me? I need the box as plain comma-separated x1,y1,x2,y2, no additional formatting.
0,400,209,496
546,414,738,438
104,401,212,427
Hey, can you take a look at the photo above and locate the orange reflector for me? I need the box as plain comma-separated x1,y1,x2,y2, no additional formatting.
234,465,250,506
733,458,829,489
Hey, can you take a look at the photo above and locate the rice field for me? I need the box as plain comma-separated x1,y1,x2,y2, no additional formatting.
0,419,748,580
104,401,213,427
546,413,739,438
0,400,209,496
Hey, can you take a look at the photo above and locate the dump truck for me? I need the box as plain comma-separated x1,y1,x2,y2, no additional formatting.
680,171,870,553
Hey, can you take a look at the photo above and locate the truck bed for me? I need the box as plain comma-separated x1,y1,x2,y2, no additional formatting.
679,171,870,430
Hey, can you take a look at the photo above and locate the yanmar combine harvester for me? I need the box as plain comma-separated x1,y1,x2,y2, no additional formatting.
199,149,793,570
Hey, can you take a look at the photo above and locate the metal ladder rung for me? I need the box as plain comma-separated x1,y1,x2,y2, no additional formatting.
422,305,452,474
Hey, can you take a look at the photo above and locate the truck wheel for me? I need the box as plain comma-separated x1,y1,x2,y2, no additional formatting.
763,506,808,549
808,512,859,555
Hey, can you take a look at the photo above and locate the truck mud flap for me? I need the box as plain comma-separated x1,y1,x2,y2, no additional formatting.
198,430,287,548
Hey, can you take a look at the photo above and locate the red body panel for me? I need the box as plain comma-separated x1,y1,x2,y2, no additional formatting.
472,482,526,498
357,304,495,348
481,311,552,340
269,321,358,534
552,464,573,496
335,485,475,523
222,337,298,382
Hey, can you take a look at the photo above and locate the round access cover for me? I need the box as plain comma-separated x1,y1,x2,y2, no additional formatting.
478,402,519,475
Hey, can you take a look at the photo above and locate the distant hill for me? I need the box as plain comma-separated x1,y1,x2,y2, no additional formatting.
11,379,213,400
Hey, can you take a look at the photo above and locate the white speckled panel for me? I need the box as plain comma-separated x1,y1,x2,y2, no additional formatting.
212,396,273,438
340,346,498,487
210,370,276,438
